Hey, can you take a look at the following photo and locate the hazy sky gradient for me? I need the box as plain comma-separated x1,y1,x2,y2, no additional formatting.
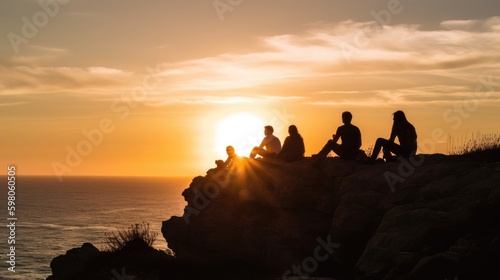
1,0,499,177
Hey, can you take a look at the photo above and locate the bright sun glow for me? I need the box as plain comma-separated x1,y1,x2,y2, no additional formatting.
215,113,265,158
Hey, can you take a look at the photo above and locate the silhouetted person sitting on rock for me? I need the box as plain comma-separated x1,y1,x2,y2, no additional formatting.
370,110,417,162
278,125,305,162
250,125,281,159
314,111,362,161
215,145,237,171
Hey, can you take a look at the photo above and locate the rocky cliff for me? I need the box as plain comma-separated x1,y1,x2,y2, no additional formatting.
162,154,500,279
48,154,500,280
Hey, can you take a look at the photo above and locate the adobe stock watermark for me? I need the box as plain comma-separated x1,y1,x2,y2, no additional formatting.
183,163,236,225
383,73,496,192
110,267,136,280
6,166,17,273
51,65,164,182
7,0,71,54
281,235,340,279
341,0,410,61
443,73,495,130
213,0,244,21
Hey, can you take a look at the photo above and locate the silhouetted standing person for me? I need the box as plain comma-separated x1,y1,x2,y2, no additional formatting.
370,110,417,161
278,125,305,162
250,125,282,159
314,111,362,160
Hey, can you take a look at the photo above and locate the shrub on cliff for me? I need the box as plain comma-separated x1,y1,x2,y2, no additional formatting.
104,222,158,252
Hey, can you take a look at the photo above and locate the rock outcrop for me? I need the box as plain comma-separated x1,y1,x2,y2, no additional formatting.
47,239,181,280
48,154,500,280
162,155,500,279
48,243,100,280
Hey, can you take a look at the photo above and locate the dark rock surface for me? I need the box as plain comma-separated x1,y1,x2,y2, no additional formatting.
47,239,182,280
163,155,500,279
47,243,100,280
48,154,500,280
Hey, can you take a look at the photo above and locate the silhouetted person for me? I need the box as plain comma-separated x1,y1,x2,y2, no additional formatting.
370,110,417,161
278,125,305,162
215,145,237,170
208,146,238,176
314,111,362,160
250,125,281,159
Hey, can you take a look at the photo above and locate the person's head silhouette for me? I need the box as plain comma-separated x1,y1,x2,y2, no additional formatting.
393,110,408,124
264,125,274,136
288,125,299,136
342,111,353,124
226,145,235,156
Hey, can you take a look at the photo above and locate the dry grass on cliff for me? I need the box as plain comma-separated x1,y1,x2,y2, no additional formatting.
448,132,500,161
104,222,158,252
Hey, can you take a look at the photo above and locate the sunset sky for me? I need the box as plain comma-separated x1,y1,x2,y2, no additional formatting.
1,0,499,178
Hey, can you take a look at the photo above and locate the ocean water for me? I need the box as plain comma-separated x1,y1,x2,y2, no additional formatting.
0,176,191,280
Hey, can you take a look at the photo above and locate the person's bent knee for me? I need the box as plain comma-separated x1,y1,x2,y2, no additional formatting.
250,147,259,158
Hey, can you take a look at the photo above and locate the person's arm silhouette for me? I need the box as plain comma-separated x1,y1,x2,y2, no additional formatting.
258,138,266,149
332,129,341,145
389,123,397,143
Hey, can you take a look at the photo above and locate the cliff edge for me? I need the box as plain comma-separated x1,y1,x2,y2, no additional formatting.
162,154,500,279
47,154,500,280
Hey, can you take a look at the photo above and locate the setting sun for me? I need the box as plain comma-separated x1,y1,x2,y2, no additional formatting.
215,113,265,158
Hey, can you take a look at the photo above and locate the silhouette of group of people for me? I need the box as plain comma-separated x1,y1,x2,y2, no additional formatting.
214,110,417,170
249,125,306,162
312,110,417,165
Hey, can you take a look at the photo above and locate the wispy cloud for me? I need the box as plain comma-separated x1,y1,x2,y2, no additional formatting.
152,17,500,92
2,17,499,107
145,95,304,106
441,19,480,30
0,66,133,95
67,12,99,17
6,45,68,66
0,102,26,107
306,85,500,108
